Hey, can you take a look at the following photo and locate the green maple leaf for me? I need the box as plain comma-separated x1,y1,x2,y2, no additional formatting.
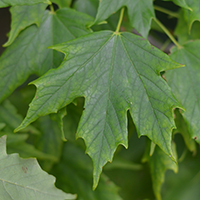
4,3,47,47
94,0,155,38
165,41,200,143
163,0,191,10
143,142,178,200
182,0,200,31
16,31,182,188
0,135,76,200
0,8,93,103
0,0,50,8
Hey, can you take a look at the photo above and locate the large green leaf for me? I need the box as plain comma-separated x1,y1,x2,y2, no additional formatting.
165,41,200,143
94,0,155,38
143,142,178,200
16,31,182,188
52,142,122,200
0,135,76,200
0,8,93,103
0,0,50,8
4,3,47,47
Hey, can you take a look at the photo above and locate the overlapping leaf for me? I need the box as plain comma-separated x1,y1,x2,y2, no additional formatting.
182,0,200,31
0,0,50,8
0,8,93,103
16,31,182,188
165,41,200,143
4,3,47,47
143,142,178,200
52,142,122,200
175,10,200,44
0,136,76,200
94,0,155,38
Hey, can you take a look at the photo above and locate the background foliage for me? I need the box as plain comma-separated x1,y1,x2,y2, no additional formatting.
0,0,200,199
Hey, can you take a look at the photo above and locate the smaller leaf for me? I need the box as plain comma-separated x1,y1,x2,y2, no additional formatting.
4,3,47,47
163,0,192,10
143,141,178,200
0,135,76,200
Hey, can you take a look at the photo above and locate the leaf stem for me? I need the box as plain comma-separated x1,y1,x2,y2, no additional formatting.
154,5,179,18
153,18,182,49
50,4,55,13
115,7,125,33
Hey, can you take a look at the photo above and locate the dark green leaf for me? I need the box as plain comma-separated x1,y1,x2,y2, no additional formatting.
16,31,182,188
52,0,72,8
0,8,93,103
163,0,191,10
143,142,178,200
4,3,47,47
166,41,200,143
0,135,76,200
94,0,155,38
52,142,122,200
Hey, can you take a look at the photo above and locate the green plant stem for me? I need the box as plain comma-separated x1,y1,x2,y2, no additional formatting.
154,5,179,18
50,4,55,13
115,7,125,33
153,18,182,49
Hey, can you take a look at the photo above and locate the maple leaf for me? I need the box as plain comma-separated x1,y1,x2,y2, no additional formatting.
0,135,76,200
4,3,47,47
15,31,182,188
0,0,50,7
166,41,200,143
0,8,93,103
94,0,155,38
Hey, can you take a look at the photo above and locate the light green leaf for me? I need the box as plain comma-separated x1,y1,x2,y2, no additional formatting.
16,31,182,188
0,135,76,200
4,3,47,47
163,0,191,10
52,0,72,8
94,0,155,38
143,142,178,200
0,8,93,103
166,41,200,143
52,142,122,200
175,10,200,44
0,0,50,8
182,0,200,31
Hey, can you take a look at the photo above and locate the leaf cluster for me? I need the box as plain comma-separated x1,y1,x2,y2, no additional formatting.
0,0,200,199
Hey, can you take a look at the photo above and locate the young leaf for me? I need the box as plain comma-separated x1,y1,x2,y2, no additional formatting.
0,8,93,103
16,31,182,188
0,0,50,8
94,0,155,38
165,41,200,143
4,3,47,47
163,0,191,10
52,142,122,200
0,135,76,200
143,142,178,200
